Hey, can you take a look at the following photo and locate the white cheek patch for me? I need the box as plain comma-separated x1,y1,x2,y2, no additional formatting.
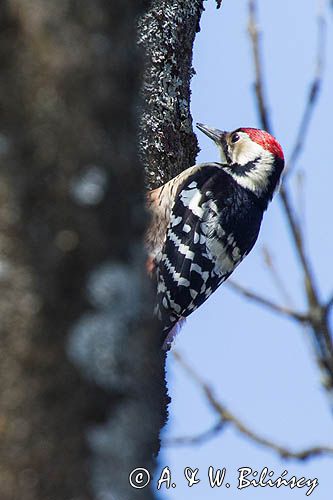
229,138,275,196
233,137,264,166
235,153,274,194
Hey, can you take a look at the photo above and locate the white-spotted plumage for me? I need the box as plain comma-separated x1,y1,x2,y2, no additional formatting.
146,124,284,348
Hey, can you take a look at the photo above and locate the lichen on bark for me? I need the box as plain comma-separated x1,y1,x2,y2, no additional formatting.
138,0,204,190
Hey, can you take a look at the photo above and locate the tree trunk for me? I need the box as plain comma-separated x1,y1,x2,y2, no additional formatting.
0,1,163,499
0,0,204,499
139,0,203,189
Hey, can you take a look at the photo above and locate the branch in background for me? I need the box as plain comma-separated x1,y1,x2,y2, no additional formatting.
216,0,223,9
248,0,327,177
295,171,307,239
248,0,272,132
279,186,320,306
227,281,308,323
247,0,333,392
248,0,321,304
166,420,225,446
285,12,327,177
173,352,333,461
262,246,294,305
279,187,333,369
326,294,333,313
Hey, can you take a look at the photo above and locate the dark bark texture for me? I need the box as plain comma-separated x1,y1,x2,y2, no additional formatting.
0,1,164,499
139,0,203,190
0,0,204,499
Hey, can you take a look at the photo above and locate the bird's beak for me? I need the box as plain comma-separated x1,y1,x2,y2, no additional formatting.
196,123,229,164
196,123,226,143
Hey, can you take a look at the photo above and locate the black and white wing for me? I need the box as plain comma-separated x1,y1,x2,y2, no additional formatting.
155,164,263,336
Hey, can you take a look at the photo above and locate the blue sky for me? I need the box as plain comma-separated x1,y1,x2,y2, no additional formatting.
157,1,333,499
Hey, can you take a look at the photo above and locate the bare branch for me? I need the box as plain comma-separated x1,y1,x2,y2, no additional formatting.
262,246,294,305
326,294,333,313
295,171,307,237
247,0,321,305
227,281,309,323
285,13,327,177
174,352,333,461
280,186,320,303
247,0,333,395
277,187,333,367
248,0,272,132
248,0,326,173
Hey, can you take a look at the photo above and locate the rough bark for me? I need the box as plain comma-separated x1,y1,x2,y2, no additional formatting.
137,0,204,491
0,1,163,499
139,0,203,190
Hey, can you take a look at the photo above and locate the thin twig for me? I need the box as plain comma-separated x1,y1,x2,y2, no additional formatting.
262,246,294,305
280,186,333,366
326,294,333,313
248,0,333,387
173,352,333,461
227,280,308,323
279,185,320,305
248,0,272,132
166,420,225,446
295,171,307,239
247,0,321,307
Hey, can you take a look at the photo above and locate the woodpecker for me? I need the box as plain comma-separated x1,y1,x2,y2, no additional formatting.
146,123,284,347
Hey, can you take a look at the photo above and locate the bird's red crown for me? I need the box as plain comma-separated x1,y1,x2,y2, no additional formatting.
239,128,284,160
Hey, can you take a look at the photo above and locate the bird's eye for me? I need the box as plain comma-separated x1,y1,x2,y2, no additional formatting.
231,133,240,143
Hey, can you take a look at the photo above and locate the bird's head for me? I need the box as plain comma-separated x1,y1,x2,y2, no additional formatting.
197,123,285,204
